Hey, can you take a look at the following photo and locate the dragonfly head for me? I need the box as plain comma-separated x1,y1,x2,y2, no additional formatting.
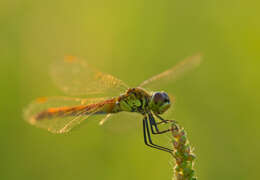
149,91,171,114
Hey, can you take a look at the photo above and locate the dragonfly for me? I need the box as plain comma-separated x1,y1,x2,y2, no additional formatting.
24,54,202,154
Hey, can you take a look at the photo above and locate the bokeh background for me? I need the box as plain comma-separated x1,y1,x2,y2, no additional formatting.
1,0,259,180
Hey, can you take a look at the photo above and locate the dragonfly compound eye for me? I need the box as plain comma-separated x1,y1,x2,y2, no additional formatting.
153,92,165,104
151,92,171,114
153,92,170,104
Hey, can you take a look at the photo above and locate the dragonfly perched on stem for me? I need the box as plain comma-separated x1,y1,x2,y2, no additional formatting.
24,54,202,154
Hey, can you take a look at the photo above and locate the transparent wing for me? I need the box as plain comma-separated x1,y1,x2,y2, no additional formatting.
24,96,108,134
51,56,129,96
99,112,142,134
139,54,202,90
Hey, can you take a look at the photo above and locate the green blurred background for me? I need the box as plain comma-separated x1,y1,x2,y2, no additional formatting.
1,0,259,179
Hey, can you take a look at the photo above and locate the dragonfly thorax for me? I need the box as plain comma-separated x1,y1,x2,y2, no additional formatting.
116,88,150,114
149,91,171,114
115,88,171,115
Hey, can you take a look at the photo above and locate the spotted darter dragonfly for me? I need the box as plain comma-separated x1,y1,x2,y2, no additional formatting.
24,54,201,154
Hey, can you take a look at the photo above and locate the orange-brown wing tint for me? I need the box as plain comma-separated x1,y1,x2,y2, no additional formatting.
50,56,129,96
139,54,202,90
24,96,108,133
34,105,90,120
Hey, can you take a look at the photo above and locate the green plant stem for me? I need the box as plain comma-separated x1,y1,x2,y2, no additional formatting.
170,122,197,180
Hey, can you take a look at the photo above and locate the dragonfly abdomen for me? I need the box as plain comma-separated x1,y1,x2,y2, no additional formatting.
32,89,150,122
34,98,118,121
34,105,88,120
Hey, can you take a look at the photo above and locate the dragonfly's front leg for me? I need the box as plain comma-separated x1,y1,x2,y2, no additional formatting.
148,113,174,134
154,114,177,125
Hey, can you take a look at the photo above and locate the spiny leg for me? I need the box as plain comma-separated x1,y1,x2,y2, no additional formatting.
148,113,171,134
143,117,170,152
143,118,172,153
154,114,177,125
145,118,173,153
143,117,173,154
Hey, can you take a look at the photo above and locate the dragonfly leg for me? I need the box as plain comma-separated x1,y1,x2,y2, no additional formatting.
143,117,173,154
154,114,177,125
156,120,175,125
148,113,172,134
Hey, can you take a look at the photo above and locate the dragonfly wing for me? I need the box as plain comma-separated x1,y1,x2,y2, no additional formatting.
51,56,129,96
139,54,202,90
24,96,107,133
99,113,112,125
99,111,174,135
99,112,142,134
